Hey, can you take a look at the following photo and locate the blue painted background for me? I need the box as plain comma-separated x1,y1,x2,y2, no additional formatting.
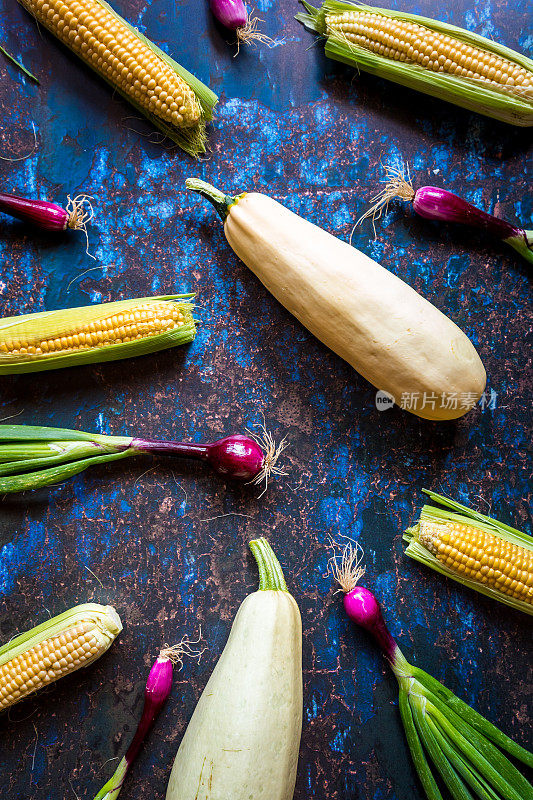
0,0,531,797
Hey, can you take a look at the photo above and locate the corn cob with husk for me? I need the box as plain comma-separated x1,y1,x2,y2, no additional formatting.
296,0,533,126
17,0,217,155
0,295,196,374
404,490,533,615
0,603,122,711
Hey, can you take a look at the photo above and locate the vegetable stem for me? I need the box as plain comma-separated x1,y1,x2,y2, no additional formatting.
249,537,288,591
131,438,210,460
186,178,239,220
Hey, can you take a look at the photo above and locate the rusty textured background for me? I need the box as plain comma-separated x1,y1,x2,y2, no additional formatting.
0,0,531,798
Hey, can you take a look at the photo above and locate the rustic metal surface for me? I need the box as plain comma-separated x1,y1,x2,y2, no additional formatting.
0,0,531,798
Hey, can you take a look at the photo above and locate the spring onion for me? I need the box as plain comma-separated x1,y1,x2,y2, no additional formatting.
357,165,533,264
93,638,202,800
329,539,533,800
209,0,273,51
0,423,288,493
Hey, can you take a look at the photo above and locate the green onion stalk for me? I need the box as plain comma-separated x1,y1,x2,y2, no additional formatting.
0,423,287,493
330,539,533,800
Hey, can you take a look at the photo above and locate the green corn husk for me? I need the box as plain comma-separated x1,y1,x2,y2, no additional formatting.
100,0,217,156
0,603,122,710
404,490,533,616
0,295,196,375
296,0,533,126
0,45,39,82
18,0,217,156
0,603,122,667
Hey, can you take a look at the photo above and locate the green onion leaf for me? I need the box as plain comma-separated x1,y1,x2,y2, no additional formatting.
411,667,533,769
0,44,39,82
0,449,134,493
410,692,476,800
427,715,499,800
431,704,525,800
399,687,444,800
0,442,119,476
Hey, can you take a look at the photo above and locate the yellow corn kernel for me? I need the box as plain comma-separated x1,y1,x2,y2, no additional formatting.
0,604,122,711
418,519,533,606
1,302,177,357
326,11,533,102
298,2,533,126
0,295,196,375
18,0,200,128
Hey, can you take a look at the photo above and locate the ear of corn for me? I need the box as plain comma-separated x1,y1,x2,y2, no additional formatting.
0,295,196,374
404,490,533,615
0,603,122,711
296,1,533,126
18,0,217,156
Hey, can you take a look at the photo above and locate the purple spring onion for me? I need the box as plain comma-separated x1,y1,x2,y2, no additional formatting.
0,423,289,495
133,433,269,481
328,538,533,800
208,0,274,52
0,191,93,232
356,164,533,265
92,638,203,800
0,191,94,253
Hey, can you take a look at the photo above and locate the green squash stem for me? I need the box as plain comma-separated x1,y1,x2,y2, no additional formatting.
249,537,288,592
186,178,242,221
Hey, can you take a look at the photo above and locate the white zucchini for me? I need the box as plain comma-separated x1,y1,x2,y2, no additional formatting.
165,538,302,800
187,179,486,421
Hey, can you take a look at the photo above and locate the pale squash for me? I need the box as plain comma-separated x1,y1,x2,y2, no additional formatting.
187,179,487,421
165,537,302,800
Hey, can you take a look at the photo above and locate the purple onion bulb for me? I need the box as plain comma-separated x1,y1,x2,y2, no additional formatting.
206,434,264,479
344,586,398,663
209,0,248,30
0,192,68,231
124,655,173,767
131,433,273,483
145,655,174,708
413,186,520,241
